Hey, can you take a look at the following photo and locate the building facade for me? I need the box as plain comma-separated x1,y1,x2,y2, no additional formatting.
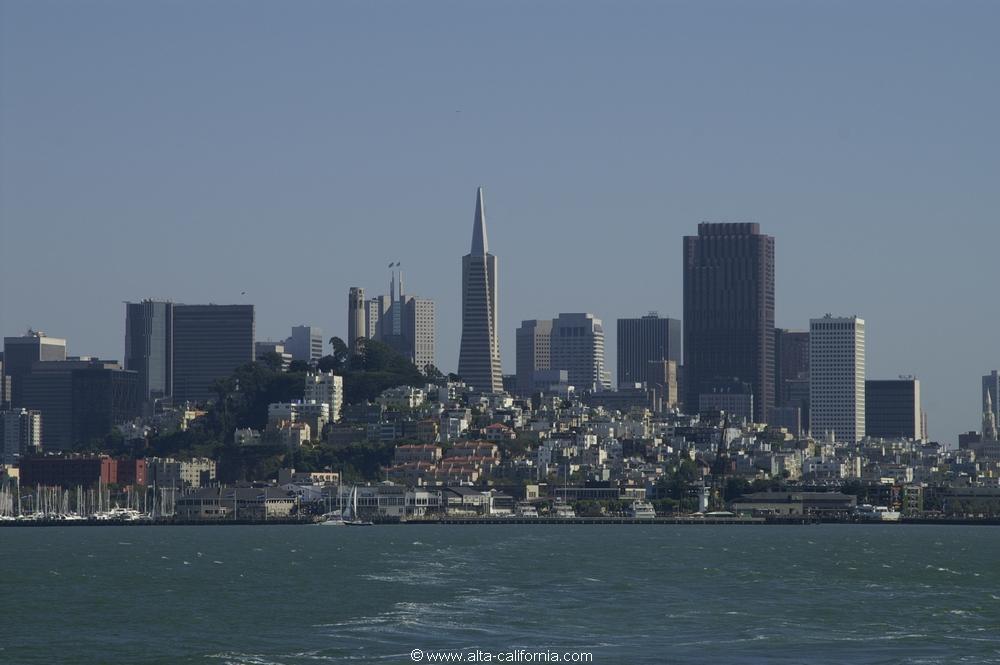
20,359,140,451
1,408,42,464
304,371,344,423
458,187,502,393
404,297,436,373
515,319,552,395
809,315,865,443
124,300,173,406
255,341,292,371
683,223,775,422
550,313,610,392
3,331,67,407
286,325,323,363
772,328,810,432
698,378,755,424
616,314,681,387
359,272,436,372
866,378,922,441
172,304,255,404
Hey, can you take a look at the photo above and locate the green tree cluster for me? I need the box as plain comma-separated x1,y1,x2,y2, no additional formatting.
317,337,425,405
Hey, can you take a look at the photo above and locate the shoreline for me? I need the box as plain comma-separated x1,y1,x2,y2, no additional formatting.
3,516,1000,527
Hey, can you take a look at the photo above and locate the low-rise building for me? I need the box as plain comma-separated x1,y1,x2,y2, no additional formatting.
730,491,856,516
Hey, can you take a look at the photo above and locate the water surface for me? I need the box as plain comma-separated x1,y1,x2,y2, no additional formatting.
1,524,997,664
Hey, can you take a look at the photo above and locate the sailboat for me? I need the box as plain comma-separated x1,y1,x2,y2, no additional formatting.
343,486,373,526
318,485,345,526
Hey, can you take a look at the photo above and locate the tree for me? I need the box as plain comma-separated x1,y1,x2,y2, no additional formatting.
327,336,350,372
423,363,445,383
288,360,311,374
258,351,284,372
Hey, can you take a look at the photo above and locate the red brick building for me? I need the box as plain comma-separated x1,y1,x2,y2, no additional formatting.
18,456,147,488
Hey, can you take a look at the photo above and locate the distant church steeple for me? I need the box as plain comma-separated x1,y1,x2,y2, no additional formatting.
984,389,998,442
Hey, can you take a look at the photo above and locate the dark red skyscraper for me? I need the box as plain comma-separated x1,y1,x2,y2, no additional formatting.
683,223,775,423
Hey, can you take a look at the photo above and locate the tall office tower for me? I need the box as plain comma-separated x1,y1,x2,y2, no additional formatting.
773,328,810,430
982,371,1000,432
0,408,42,464
304,371,344,423
20,359,139,451
458,187,502,393
809,315,866,443
377,268,409,358
683,222,775,422
646,359,680,410
516,319,553,394
774,329,809,403
3,331,67,407
361,270,436,371
550,313,611,392
172,305,255,404
366,295,390,342
0,356,11,407
348,287,367,352
404,296,436,372
286,325,323,363
125,300,174,406
866,378,922,440
616,314,681,387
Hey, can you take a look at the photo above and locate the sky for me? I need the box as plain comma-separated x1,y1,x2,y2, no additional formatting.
1,1,998,443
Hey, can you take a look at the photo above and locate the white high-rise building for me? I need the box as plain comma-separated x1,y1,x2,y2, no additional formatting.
1,408,42,464
809,315,865,442
304,371,344,423
551,313,611,393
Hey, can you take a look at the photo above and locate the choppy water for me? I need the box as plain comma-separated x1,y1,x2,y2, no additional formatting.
1,524,998,664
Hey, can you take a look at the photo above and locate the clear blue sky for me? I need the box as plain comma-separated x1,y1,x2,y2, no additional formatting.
1,1,997,443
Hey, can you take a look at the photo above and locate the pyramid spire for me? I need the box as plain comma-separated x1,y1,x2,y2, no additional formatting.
471,186,488,256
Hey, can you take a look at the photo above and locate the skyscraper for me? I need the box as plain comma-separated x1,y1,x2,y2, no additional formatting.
616,314,681,387
3,331,67,407
773,328,810,429
361,269,436,372
20,359,139,451
866,378,922,440
0,356,12,407
683,223,775,422
809,315,865,442
347,287,366,353
551,313,610,392
1,407,42,464
516,319,552,394
404,296,436,372
286,325,323,363
458,187,502,393
125,300,174,405
172,304,255,404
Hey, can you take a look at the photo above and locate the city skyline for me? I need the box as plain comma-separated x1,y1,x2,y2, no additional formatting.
3,2,999,441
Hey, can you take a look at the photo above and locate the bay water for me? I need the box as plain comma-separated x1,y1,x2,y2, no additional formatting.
1,524,998,664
